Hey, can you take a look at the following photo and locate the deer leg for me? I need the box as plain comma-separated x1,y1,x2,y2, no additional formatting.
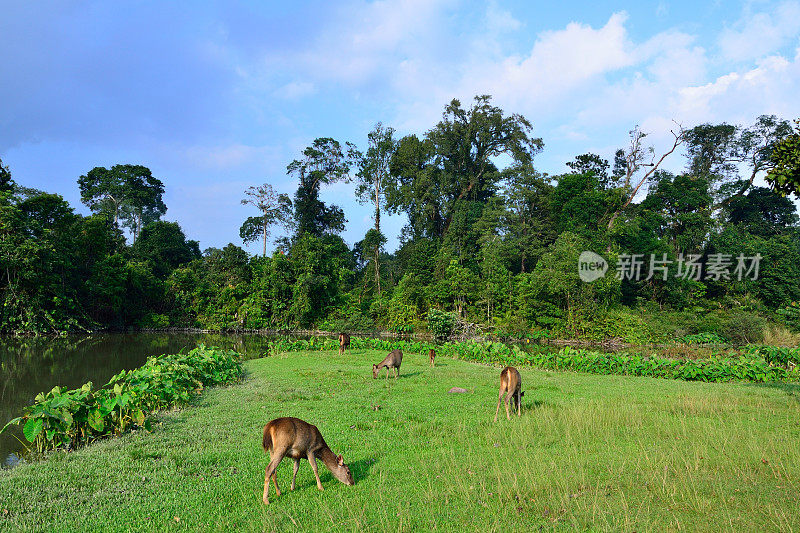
272,472,281,496
517,390,522,417
308,452,324,491
505,390,512,420
494,390,504,422
263,455,282,504
291,458,300,490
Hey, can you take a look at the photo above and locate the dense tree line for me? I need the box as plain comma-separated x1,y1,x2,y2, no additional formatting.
2,96,799,340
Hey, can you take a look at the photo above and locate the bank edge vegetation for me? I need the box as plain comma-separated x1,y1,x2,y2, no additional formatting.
1,345,243,453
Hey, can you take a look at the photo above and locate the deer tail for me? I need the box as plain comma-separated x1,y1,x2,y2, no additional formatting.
262,424,272,452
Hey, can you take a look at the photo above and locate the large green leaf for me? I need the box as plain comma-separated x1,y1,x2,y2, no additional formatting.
49,395,73,409
23,418,44,442
0,416,22,434
87,409,105,432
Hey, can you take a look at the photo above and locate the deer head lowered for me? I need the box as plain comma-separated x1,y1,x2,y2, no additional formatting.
261,417,354,504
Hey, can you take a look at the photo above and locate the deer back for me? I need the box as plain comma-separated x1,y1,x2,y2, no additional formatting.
262,417,325,457
386,349,403,367
499,366,521,394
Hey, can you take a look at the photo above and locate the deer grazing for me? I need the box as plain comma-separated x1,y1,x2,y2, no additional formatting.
338,332,351,356
428,349,435,367
261,417,354,504
373,349,403,379
494,366,524,421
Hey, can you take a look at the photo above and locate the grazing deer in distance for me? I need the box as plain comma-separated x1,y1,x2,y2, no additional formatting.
494,366,524,421
429,349,435,367
373,349,403,379
338,332,351,356
261,417,354,505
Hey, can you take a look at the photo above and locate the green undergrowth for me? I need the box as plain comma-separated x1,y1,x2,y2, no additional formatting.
1,345,243,454
745,345,800,368
265,337,800,383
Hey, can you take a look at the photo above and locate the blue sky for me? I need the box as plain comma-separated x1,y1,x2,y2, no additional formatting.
2,0,800,253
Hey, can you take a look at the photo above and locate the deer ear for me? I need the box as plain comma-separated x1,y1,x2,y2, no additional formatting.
337,455,344,465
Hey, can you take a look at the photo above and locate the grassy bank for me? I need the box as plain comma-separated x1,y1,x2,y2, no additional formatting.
2,348,799,531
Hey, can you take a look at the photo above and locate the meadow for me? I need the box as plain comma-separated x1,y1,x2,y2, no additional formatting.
1,347,799,532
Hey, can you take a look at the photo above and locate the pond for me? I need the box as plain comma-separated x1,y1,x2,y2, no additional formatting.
0,332,291,469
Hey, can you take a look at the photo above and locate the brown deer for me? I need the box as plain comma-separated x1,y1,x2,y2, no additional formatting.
494,366,524,421
338,332,351,356
372,349,403,379
261,417,354,504
428,349,435,367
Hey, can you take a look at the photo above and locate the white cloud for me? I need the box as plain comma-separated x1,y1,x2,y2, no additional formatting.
273,81,316,100
676,53,798,122
389,11,638,131
486,1,522,33
718,1,800,61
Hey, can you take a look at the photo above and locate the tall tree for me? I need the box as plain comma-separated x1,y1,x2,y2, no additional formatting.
766,119,800,197
607,124,685,230
240,183,292,256
0,157,14,194
133,221,201,278
684,123,740,181
731,115,793,197
387,95,543,240
501,164,557,272
78,164,166,241
288,138,355,237
354,123,396,297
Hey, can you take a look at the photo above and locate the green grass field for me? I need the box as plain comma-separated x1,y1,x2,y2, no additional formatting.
2,348,799,532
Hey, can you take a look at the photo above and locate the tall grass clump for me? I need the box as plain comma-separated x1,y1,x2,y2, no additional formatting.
762,325,800,347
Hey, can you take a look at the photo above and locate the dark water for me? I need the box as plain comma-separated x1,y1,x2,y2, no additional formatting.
0,332,289,469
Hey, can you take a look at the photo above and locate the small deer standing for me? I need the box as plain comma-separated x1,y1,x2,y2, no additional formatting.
373,349,403,379
494,366,524,421
338,332,351,356
428,349,435,367
261,417,354,504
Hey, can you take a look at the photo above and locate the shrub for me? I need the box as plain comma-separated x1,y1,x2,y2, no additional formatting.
719,312,766,345
776,301,800,332
745,345,800,368
427,309,457,340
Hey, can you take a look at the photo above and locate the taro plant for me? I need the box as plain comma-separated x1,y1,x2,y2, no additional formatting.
745,345,800,368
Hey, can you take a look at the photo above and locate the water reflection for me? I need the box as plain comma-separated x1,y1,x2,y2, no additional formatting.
0,332,292,468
